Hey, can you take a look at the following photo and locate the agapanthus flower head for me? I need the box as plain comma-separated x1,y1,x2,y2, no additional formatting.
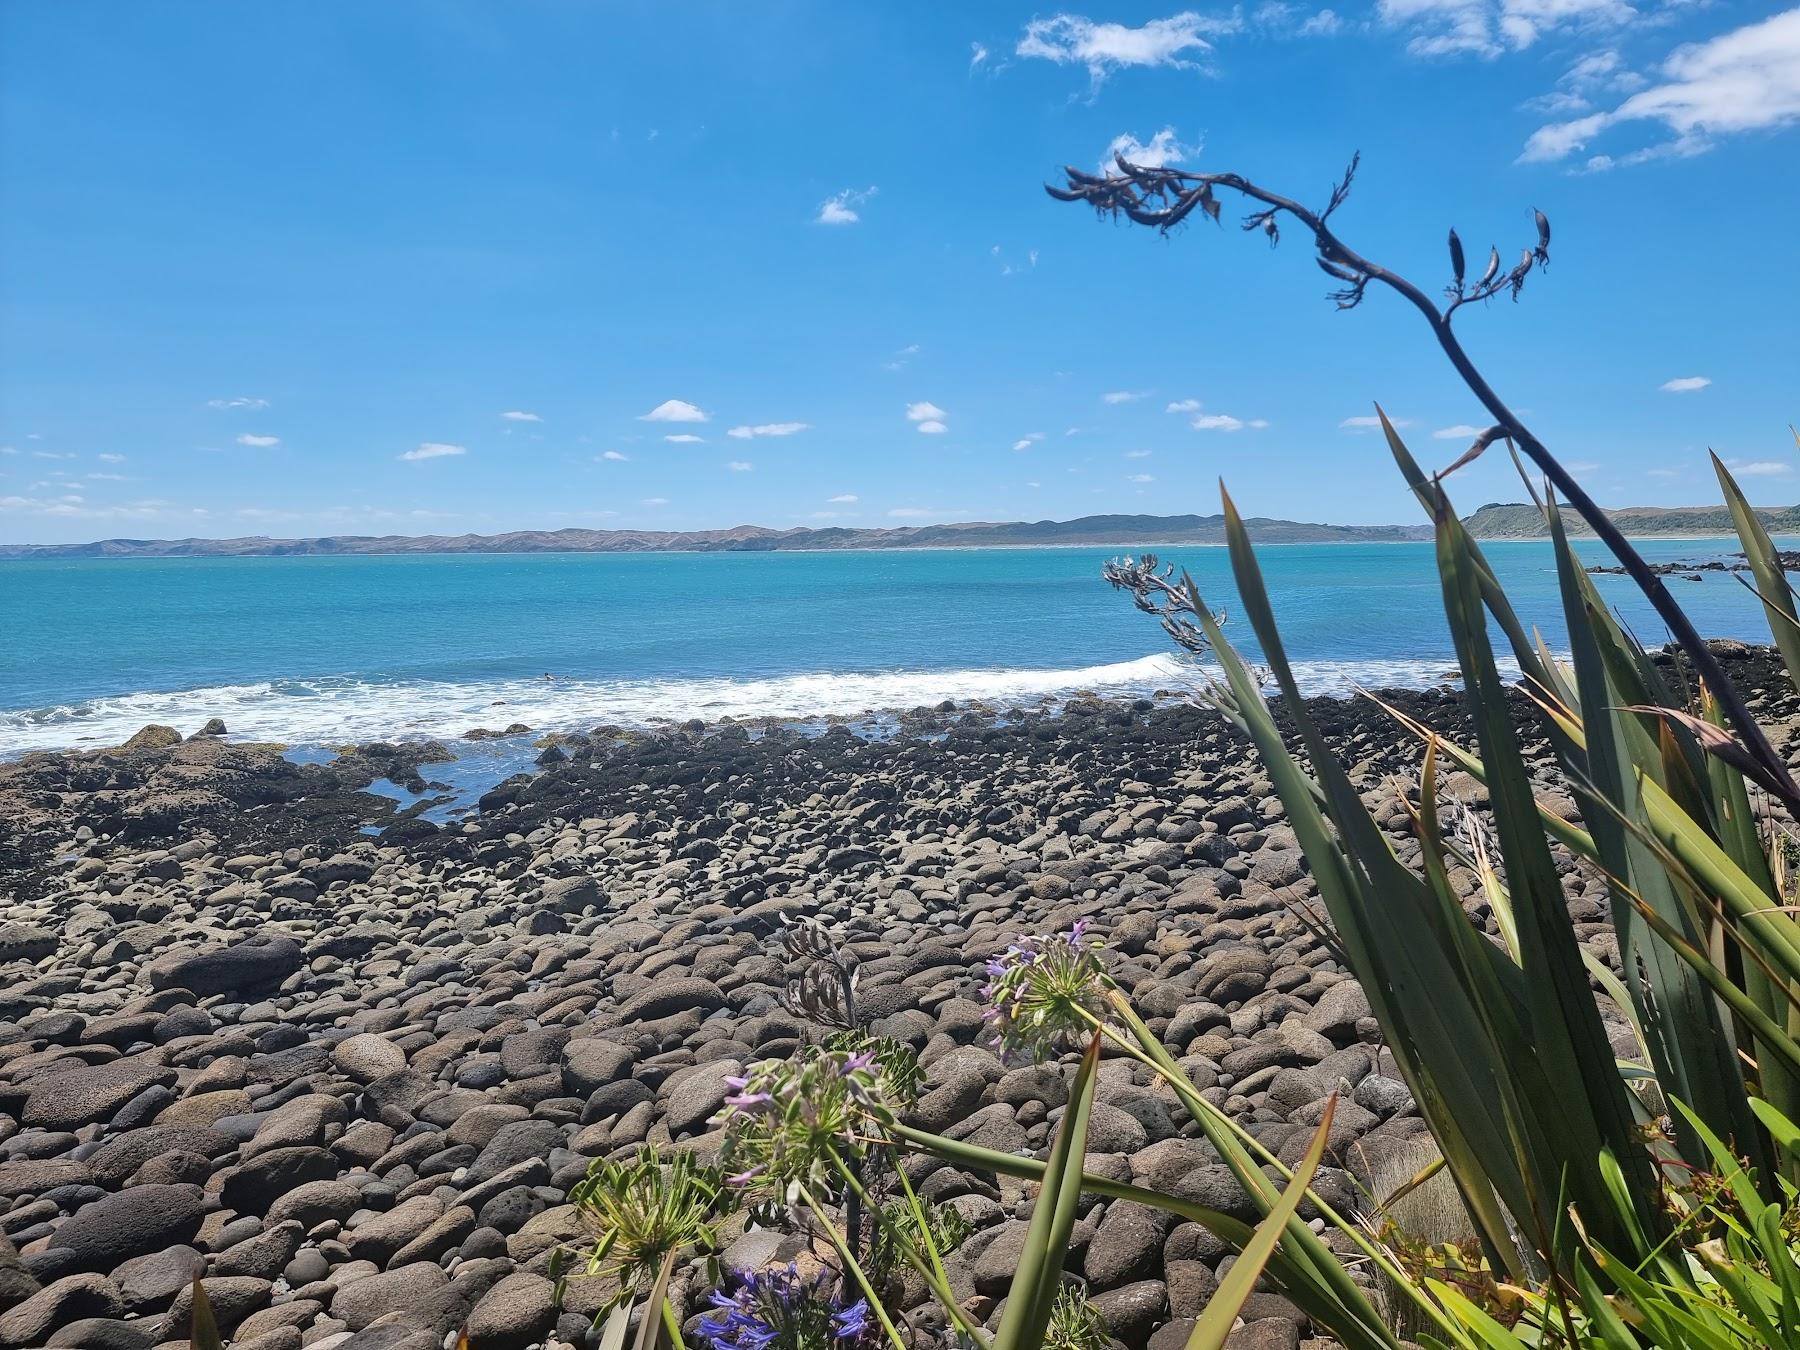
697,1264,871,1350
981,922,1111,1063
714,1045,897,1196
568,1146,733,1306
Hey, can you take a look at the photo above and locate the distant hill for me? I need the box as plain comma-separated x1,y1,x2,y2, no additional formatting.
1462,501,1800,539
6,503,1792,559
0,513,1433,560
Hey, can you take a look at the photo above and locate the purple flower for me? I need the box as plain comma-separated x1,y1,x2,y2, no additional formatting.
698,1265,871,1350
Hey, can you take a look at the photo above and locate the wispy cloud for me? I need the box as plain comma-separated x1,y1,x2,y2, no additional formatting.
1521,10,1800,167
236,433,280,448
97,453,126,463
1102,389,1146,404
641,497,670,507
817,187,877,225
1433,423,1487,438
664,433,705,444
829,493,859,503
600,450,629,461
1342,414,1410,431
727,460,753,472
970,41,990,70
1380,0,1635,60
1660,375,1711,393
639,399,709,423
500,410,543,422
1013,432,1046,451
727,422,809,439
1128,472,1155,482
883,343,921,372
1728,459,1793,476
207,396,269,410
399,442,466,461
1191,413,1268,431
1166,398,1204,413
1017,11,1240,89
1125,449,1153,458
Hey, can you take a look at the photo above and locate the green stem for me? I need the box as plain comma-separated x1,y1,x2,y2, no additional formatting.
826,1146,990,1347
1085,999,1462,1343
660,1297,686,1350
797,1182,910,1350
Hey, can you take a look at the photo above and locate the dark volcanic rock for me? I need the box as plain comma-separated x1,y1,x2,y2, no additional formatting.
48,1184,205,1273
145,933,304,997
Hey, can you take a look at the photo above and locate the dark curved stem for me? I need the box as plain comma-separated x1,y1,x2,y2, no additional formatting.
1054,159,1799,806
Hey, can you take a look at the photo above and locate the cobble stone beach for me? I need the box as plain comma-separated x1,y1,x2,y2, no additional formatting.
1,645,1792,1350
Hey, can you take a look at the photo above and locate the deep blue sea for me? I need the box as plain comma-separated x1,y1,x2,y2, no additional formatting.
0,539,1786,758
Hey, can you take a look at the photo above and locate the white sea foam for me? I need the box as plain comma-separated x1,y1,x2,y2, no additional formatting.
0,650,1495,758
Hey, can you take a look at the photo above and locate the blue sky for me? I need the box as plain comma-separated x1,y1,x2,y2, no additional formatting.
2,2,1796,544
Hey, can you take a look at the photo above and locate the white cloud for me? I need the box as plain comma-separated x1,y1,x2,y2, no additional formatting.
1379,0,1635,60
1728,459,1793,476
0,446,15,456
640,399,709,423
86,472,128,481
1125,449,1153,458
1647,468,1681,479
1298,8,1344,36
642,497,670,506
0,493,180,521
207,396,269,410
1128,473,1155,482
907,402,948,433
1017,12,1240,88
1102,390,1145,404
664,433,706,444
971,41,990,69
1433,423,1488,438
727,422,810,439
727,460,754,472
97,453,126,463
1192,413,1269,431
883,343,921,372
1341,414,1410,431
829,494,859,503
1103,126,1199,171
31,450,74,459
1660,375,1711,393
1166,398,1204,413
600,451,630,461
399,442,466,461
236,433,280,448
501,410,543,422
1013,433,1045,451
1522,10,1800,165
817,187,877,226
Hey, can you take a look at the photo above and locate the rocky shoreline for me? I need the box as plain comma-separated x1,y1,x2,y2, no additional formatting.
0,645,1793,1350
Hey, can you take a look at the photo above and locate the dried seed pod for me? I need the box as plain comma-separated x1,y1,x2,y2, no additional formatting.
1533,208,1551,266
1448,228,1466,289
1317,256,1361,283
1480,246,1501,287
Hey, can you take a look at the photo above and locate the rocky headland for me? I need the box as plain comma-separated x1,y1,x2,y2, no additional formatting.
0,643,1793,1350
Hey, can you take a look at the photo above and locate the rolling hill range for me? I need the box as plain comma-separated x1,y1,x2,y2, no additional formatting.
5,504,1795,559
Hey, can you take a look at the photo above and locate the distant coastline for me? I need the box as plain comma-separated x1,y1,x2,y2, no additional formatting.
3,502,1793,559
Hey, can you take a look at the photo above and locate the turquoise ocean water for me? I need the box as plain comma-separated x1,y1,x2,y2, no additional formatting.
0,539,1786,758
